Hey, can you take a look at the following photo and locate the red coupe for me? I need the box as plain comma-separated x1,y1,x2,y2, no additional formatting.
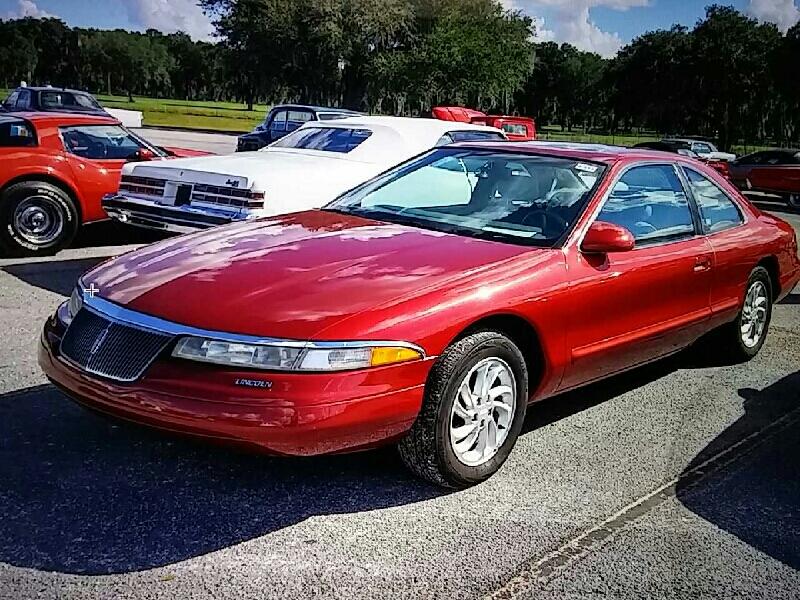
39,142,800,487
0,112,210,255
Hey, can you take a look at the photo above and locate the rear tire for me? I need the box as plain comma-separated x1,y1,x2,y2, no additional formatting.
787,193,800,210
398,331,528,488
714,266,773,362
0,181,79,256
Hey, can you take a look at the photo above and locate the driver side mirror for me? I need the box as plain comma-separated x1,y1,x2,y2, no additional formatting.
581,221,635,254
128,147,156,162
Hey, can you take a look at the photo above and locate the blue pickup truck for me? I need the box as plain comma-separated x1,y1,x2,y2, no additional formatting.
236,104,361,151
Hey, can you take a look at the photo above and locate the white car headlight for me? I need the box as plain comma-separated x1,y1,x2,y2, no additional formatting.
172,337,423,372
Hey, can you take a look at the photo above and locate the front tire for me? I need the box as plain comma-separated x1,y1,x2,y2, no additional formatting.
716,266,773,362
399,331,528,488
0,181,79,256
787,193,800,210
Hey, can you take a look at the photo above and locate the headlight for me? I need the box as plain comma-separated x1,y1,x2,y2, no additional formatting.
60,284,83,326
172,337,423,371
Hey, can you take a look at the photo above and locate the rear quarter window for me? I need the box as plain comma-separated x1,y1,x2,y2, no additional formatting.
0,120,37,147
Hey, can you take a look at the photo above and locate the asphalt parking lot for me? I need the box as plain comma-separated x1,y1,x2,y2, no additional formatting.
0,140,798,599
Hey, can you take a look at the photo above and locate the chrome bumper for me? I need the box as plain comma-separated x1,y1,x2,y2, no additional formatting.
102,195,243,233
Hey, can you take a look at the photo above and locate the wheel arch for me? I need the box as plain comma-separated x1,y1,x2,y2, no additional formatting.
1,173,83,222
757,255,780,300
452,312,546,397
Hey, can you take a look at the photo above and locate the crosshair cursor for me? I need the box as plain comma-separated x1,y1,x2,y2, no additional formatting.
83,283,100,297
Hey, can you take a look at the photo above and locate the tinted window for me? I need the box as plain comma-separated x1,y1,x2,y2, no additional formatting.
317,112,351,121
598,164,695,244
40,91,100,110
3,91,20,108
329,150,606,247
684,168,743,232
448,130,506,143
16,90,31,109
0,120,36,147
60,125,144,160
692,142,713,154
269,110,287,132
272,126,372,153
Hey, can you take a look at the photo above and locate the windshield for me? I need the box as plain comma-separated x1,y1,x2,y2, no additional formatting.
60,124,152,160
270,126,372,153
327,149,606,247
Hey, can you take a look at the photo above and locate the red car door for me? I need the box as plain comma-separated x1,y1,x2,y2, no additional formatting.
560,163,713,390
681,166,754,326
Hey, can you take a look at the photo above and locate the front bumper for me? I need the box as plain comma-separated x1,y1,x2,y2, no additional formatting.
39,307,431,456
102,195,243,233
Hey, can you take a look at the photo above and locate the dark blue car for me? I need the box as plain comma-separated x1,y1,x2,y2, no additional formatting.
2,87,108,117
236,104,361,151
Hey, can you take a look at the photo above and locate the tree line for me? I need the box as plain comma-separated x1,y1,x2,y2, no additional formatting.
1,2,797,150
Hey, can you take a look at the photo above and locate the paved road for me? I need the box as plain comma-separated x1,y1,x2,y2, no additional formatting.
0,198,798,599
135,128,239,155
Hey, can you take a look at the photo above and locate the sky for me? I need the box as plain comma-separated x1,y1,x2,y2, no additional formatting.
1,0,798,58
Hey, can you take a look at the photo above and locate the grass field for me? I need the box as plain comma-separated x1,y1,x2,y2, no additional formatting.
0,89,776,152
96,94,266,132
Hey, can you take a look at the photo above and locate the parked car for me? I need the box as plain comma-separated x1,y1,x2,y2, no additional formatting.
41,143,799,487
2,87,108,117
662,138,736,162
633,140,731,179
433,106,536,141
0,112,211,255
728,149,800,208
236,104,361,151
103,116,507,233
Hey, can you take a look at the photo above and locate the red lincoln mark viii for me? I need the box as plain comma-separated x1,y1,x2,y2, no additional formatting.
39,142,800,488
0,112,210,256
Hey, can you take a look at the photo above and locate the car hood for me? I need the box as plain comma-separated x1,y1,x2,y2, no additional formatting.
85,211,535,339
125,150,375,190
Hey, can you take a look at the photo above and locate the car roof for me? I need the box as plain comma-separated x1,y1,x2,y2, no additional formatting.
272,103,361,114
447,140,696,164
319,115,502,135
9,111,120,126
271,116,505,165
12,86,93,94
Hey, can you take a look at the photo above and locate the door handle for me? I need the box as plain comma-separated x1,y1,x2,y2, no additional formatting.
693,257,712,272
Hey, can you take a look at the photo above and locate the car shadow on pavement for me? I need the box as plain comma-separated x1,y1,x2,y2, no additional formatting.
72,220,170,249
779,292,800,305
0,385,444,575
3,257,108,296
676,371,800,570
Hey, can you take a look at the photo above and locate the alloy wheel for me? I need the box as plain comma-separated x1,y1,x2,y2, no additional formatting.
741,280,768,348
449,357,516,467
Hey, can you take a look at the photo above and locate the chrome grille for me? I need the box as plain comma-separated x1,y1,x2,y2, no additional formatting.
60,309,172,382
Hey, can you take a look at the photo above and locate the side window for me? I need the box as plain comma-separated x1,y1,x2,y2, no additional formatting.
269,110,288,134
286,110,313,133
598,164,695,245
16,90,31,109
684,168,743,233
0,120,37,147
692,142,713,154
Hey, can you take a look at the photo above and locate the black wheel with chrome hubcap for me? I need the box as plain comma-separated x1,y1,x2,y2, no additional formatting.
0,181,79,256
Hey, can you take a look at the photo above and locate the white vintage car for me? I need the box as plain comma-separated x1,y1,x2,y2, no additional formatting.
102,116,506,232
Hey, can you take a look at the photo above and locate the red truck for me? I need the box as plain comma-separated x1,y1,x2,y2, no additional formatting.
432,106,536,141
